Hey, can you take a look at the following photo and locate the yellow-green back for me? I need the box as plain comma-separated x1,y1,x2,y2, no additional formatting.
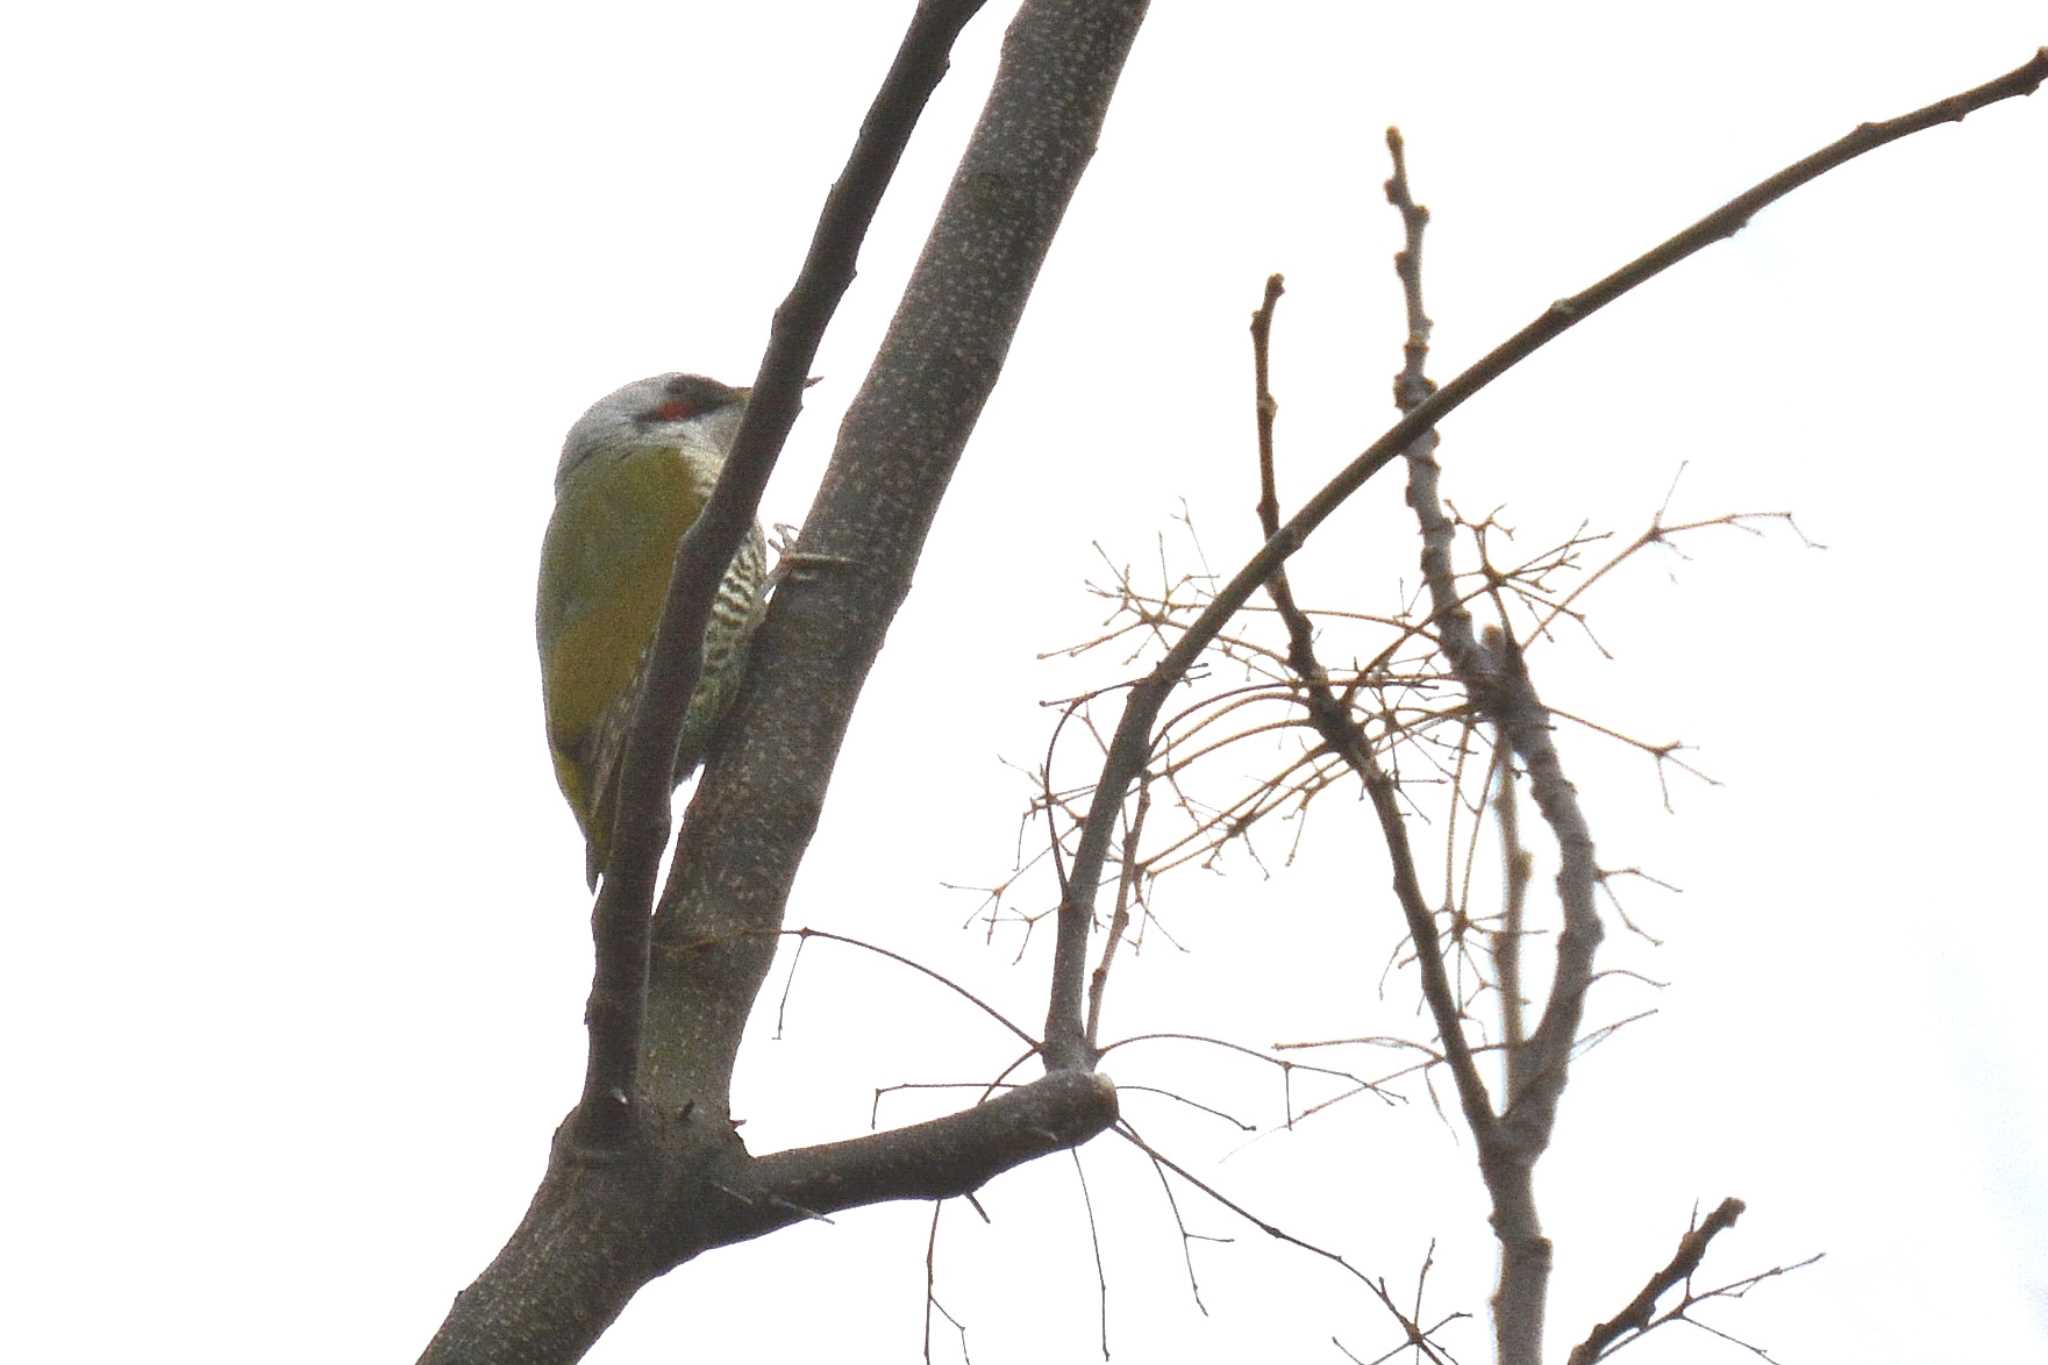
536,443,708,862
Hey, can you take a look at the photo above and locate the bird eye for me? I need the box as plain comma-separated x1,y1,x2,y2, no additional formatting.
649,399,699,423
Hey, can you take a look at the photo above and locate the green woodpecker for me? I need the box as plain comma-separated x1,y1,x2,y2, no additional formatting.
536,374,767,889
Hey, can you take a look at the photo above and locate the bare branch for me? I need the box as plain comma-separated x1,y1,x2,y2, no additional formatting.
749,1071,1121,1227
1566,1197,1753,1365
776,926,1042,1051
1040,44,2048,1074
1492,753,1531,1087
424,6,1152,1358
646,0,1150,1116
1114,1121,1457,1364
924,1204,970,1365
580,0,993,1150
1070,1148,1112,1360
1085,774,1151,1047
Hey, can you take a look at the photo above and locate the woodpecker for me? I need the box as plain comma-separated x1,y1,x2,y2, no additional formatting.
536,373,767,889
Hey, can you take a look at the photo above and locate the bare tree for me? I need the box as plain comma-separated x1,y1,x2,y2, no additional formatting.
415,4,2044,1360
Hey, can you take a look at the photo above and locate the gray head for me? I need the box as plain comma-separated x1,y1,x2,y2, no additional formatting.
555,373,750,488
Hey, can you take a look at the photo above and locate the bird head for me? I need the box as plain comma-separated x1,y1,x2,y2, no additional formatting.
555,373,750,489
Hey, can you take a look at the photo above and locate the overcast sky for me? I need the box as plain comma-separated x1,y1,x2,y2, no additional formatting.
5,3,2044,1362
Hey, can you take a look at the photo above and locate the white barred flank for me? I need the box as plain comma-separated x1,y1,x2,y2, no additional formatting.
581,523,767,850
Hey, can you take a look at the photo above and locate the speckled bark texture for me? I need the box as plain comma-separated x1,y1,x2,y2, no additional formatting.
417,5,1146,1362
647,0,1149,1118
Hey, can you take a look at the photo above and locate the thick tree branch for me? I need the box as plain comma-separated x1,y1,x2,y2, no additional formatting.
645,0,1151,1117
426,5,1150,1361
580,0,992,1147
419,1074,1118,1365
745,1071,1121,1232
425,39,2042,1365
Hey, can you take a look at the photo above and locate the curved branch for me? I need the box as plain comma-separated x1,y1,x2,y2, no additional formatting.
1246,264,1498,1146
745,1071,1120,1238
1039,45,2048,1072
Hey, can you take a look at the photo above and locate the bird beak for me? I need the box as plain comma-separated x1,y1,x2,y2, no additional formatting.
733,376,824,401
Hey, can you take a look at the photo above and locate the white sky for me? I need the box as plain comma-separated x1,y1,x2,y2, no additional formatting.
5,3,2044,1362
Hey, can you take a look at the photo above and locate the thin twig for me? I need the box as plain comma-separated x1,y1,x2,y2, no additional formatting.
1040,47,2048,1073
780,926,1040,1049
1566,1197,1753,1364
